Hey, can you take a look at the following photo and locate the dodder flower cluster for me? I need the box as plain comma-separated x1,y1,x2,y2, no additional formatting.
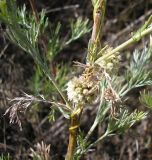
66,66,101,105
95,46,120,71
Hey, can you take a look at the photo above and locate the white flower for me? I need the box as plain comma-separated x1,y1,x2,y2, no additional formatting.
66,66,100,104
66,77,82,104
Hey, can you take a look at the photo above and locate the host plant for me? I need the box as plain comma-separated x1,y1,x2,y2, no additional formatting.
0,0,152,159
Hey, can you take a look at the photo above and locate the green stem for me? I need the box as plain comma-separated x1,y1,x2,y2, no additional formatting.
84,83,105,142
28,0,70,107
87,131,108,150
47,75,71,110
95,25,152,63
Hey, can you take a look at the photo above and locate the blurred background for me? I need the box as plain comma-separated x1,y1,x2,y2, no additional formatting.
0,0,152,159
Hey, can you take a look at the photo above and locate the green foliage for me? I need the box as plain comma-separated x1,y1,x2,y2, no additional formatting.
126,48,152,87
0,0,47,58
47,23,62,60
0,0,53,89
107,109,147,134
66,18,91,45
140,91,152,109
0,0,91,120
118,47,152,96
29,64,69,96
48,109,56,122
30,154,42,160
47,18,90,60
74,131,90,160
0,0,90,97
28,66,43,94
0,155,10,160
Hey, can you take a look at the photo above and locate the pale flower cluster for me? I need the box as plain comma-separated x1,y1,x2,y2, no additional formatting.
66,77,83,104
96,46,121,71
66,66,100,104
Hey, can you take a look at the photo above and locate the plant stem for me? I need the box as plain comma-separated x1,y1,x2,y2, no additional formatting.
66,114,80,160
95,25,152,63
87,131,108,149
87,0,106,64
84,83,105,142
28,0,70,106
47,75,71,109
91,0,106,42
28,0,39,22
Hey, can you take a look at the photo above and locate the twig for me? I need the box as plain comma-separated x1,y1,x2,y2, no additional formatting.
28,0,39,22
112,10,152,42
46,5,79,13
0,43,9,58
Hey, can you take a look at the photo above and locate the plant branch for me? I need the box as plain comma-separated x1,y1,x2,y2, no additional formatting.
84,83,105,142
91,0,106,43
28,0,69,106
66,113,80,160
28,0,48,54
96,25,152,63
87,0,106,64
47,75,71,110
87,131,108,151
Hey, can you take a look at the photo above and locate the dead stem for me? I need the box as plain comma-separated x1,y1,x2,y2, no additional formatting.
91,0,106,44
87,0,106,64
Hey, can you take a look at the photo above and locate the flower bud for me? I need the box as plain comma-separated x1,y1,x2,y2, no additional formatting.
83,89,89,95
107,62,113,70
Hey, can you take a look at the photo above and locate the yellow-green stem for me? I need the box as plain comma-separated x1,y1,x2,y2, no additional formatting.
66,114,80,160
96,25,152,63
